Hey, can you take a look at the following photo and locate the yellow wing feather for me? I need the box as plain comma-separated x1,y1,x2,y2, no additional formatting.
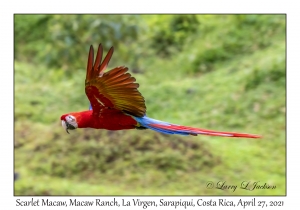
85,44,146,117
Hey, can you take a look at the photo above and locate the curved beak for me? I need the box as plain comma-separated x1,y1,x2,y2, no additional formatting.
61,120,70,134
61,120,76,134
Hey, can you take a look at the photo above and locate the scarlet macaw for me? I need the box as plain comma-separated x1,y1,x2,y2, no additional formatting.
60,44,260,138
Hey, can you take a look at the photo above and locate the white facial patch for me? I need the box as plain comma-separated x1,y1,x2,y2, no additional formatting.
65,115,78,129
61,120,67,130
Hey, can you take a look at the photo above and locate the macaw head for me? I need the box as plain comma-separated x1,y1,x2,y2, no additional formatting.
60,114,79,134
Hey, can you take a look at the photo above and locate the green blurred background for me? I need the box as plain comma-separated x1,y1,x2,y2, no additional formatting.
14,14,286,195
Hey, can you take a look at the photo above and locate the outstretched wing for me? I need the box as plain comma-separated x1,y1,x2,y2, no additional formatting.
85,44,146,117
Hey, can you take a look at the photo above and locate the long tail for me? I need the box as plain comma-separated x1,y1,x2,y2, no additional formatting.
134,116,261,138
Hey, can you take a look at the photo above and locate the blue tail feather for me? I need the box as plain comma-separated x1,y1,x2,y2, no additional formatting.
133,116,190,135
133,115,261,138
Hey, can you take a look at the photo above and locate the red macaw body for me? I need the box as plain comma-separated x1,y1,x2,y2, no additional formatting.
60,44,260,138
63,110,137,130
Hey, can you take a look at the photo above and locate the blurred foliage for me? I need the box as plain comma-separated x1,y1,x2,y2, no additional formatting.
14,14,285,195
147,15,199,57
15,14,285,74
15,14,142,70
245,56,285,91
15,121,219,179
187,15,285,74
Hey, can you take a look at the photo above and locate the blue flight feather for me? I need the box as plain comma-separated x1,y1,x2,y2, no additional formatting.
133,116,190,135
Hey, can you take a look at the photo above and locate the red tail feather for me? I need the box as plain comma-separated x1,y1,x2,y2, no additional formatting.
149,123,261,138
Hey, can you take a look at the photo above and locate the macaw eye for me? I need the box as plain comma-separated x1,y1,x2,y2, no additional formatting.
67,115,75,122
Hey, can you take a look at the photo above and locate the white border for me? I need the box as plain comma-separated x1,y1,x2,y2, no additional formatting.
1,0,297,209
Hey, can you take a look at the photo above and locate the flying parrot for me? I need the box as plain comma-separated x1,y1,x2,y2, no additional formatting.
60,44,260,138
